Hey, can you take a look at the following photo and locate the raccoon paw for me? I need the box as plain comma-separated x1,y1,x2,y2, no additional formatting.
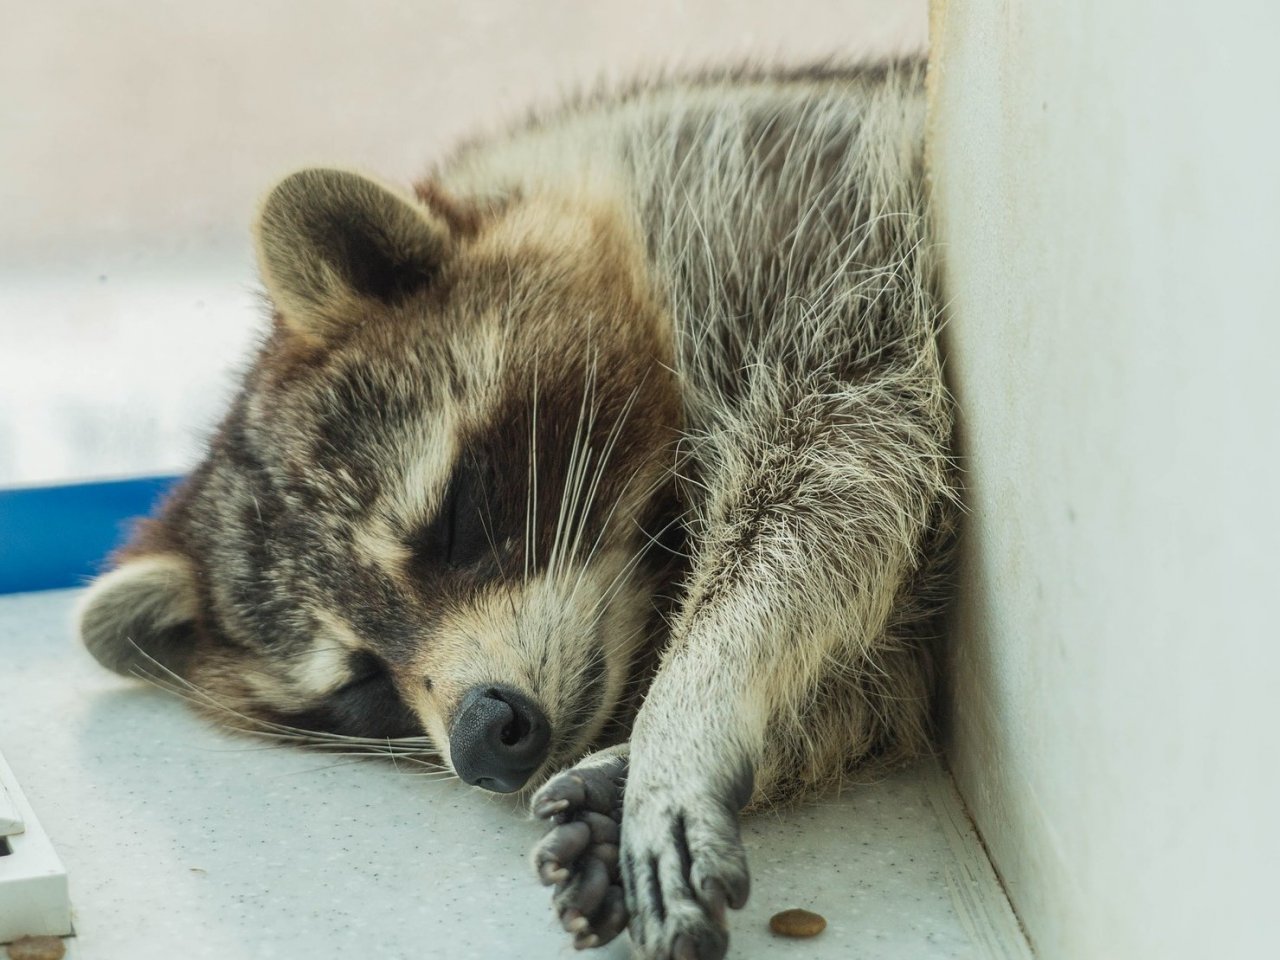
619,784,750,960
531,750,630,949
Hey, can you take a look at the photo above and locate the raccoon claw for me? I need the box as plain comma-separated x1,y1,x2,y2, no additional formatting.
554,854,612,920
532,755,628,822
533,796,572,820
534,819,591,884
531,752,630,948
620,794,750,960
580,885,628,947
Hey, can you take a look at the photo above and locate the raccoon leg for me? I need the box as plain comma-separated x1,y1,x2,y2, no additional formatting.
531,744,631,948
617,382,953,960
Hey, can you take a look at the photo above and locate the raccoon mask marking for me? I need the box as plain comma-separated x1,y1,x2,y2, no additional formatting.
77,168,683,793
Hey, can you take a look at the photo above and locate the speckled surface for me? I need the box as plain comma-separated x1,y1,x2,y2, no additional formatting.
0,589,1025,959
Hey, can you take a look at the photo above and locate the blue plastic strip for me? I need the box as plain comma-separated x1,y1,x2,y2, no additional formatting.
0,475,183,594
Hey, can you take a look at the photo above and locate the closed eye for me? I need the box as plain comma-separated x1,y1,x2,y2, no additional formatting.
276,650,422,739
408,451,504,573
444,469,491,567
341,650,390,689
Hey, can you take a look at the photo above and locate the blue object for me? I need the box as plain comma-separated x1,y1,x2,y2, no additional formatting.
0,475,183,594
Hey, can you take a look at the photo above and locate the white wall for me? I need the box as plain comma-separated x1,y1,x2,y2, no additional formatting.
929,2,1280,957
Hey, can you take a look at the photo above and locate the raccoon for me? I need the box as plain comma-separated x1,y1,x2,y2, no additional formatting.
77,58,957,960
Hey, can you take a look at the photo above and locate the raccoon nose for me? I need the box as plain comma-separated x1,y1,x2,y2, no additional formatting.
449,685,551,793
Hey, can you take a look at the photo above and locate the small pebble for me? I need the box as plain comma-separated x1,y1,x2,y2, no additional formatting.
769,908,827,938
6,936,66,960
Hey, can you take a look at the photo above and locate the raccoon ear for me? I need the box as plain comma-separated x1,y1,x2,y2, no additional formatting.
76,553,201,680
254,168,450,339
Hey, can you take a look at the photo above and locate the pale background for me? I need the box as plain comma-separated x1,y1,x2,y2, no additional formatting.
1,0,926,267
0,0,926,487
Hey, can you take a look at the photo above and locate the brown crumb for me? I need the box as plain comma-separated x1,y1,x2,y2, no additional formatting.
769,908,827,938
6,936,66,960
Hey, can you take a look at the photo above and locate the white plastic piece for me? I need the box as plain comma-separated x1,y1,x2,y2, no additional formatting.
0,750,72,942
0,775,24,837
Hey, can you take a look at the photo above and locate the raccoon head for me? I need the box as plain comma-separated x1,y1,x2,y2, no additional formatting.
77,168,683,794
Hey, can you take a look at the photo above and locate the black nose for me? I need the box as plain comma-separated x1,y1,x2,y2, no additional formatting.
448,685,551,793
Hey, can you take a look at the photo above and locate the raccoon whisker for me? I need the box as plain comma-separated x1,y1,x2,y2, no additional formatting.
410,773,459,781
580,374,640,490
123,645,282,719
591,508,691,614
555,445,594,583
550,346,603,581
605,453,674,533
556,347,599,579
595,525,672,607
563,384,645,599
547,350,593,581
272,736,441,764
592,551,656,616
216,744,442,765
355,760,450,778
286,730,437,752
277,730,435,750
136,669,441,759
565,464,648,605
125,646,440,759
631,509,694,562
186,727,439,753
525,360,540,585
128,667,305,739
198,741,441,762
122,653,266,728
564,403,629,572
269,755,415,779
568,468,690,618
566,347,606,567
187,714,442,766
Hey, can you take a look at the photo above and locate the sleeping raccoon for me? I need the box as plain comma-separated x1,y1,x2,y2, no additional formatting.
77,59,957,960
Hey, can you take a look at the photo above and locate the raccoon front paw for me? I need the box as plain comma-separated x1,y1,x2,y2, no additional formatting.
619,784,751,960
531,751,630,949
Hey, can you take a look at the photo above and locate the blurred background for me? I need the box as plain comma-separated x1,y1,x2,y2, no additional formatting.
0,0,924,487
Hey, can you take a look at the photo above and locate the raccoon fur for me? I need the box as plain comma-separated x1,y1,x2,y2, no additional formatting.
77,58,957,960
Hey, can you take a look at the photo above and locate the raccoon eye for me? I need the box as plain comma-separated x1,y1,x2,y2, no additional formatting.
411,454,497,571
280,651,420,739
342,650,388,688
445,466,493,568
